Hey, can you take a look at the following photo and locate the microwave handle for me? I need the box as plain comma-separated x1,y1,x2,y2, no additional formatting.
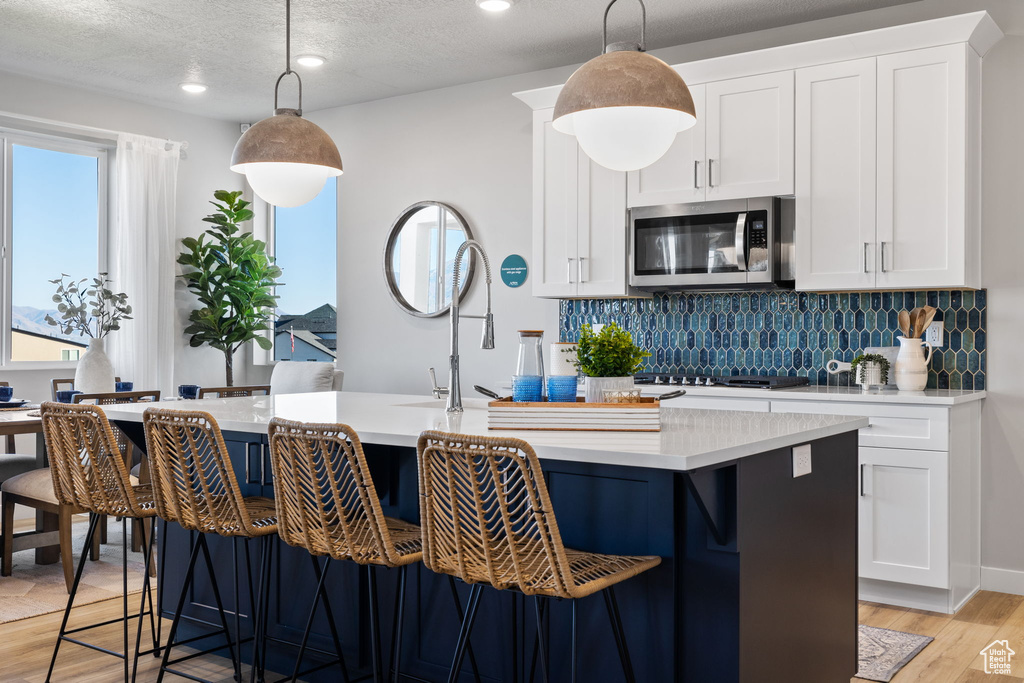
735,212,748,272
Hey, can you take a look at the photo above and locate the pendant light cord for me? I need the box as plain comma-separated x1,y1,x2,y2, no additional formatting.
602,0,646,53
274,0,304,113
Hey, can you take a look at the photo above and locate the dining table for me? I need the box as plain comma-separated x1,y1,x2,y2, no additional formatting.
0,405,58,564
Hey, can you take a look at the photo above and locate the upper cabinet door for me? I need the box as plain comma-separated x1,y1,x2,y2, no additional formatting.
876,45,968,289
705,72,795,201
577,151,628,298
532,109,579,298
626,84,707,208
795,59,877,291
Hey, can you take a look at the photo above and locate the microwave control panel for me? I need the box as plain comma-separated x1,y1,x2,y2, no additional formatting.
747,215,769,272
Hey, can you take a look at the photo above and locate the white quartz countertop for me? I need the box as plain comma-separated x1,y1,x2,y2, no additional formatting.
636,382,986,405
102,391,867,472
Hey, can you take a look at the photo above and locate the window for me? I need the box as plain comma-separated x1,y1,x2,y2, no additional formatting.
1,134,107,366
270,179,338,362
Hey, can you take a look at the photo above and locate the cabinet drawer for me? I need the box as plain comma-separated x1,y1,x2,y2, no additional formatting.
770,401,948,451
662,395,771,412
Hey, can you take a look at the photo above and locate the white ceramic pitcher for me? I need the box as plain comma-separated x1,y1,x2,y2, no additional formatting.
895,336,934,391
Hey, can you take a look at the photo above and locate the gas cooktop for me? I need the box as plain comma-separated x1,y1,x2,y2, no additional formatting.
634,373,810,390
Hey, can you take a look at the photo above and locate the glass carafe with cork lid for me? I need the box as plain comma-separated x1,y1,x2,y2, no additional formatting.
513,330,544,402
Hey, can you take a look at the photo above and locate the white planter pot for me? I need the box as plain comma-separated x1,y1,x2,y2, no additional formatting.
74,337,116,394
894,336,934,392
584,376,634,403
855,362,883,390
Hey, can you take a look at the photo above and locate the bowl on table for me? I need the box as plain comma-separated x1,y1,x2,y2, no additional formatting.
178,384,201,400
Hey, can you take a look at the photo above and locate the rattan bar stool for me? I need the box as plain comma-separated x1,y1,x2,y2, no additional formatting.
38,402,160,683
143,408,277,683
417,431,662,683
268,418,425,683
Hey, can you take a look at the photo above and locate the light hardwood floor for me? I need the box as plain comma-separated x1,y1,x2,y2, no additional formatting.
1,590,1022,681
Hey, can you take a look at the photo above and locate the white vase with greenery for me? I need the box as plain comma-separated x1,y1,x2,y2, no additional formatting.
572,323,650,403
45,273,132,394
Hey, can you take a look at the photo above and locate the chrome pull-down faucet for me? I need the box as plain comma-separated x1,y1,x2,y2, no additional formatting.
445,239,494,414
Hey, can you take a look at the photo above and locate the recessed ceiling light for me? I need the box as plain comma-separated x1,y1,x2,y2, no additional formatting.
296,55,326,67
180,83,208,94
476,0,513,12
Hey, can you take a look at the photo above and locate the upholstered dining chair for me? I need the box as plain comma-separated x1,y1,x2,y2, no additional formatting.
417,431,662,683
50,377,121,401
223,362,344,398
0,381,35,485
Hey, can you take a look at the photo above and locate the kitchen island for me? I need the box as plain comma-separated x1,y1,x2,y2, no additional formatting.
105,391,867,683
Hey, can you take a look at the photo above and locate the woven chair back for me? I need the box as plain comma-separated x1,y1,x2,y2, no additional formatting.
142,408,256,536
417,431,576,598
268,418,400,565
39,402,145,516
73,390,161,404
198,386,271,399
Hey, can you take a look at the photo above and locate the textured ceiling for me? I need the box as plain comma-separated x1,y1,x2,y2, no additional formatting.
0,0,920,121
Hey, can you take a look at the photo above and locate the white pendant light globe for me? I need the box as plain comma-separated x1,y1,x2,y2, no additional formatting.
552,0,697,172
230,0,343,208
563,105,694,173
237,161,331,208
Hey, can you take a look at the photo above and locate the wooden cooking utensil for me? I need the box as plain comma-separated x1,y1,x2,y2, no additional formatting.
898,310,911,338
918,306,938,338
909,307,924,338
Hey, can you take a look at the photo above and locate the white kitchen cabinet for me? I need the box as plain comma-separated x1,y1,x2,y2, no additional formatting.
876,44,978,289
795,59,877,291
626,85,707,208
626,73,794,208
530,109,636,299
705,72,795,201
859,447,949,589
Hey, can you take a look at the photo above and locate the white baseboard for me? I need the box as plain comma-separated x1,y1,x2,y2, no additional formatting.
982,566,1024,596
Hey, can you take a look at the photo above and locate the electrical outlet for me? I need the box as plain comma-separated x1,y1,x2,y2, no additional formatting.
926,321,944,347
793,444,812,478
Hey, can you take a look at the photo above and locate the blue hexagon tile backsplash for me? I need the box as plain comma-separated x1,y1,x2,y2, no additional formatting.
559,290,986,390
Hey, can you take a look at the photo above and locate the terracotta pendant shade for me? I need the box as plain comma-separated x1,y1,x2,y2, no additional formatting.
230,108,343,174
552,50,696,134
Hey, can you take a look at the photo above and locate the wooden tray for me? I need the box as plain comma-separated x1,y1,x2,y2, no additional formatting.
487,397,661,432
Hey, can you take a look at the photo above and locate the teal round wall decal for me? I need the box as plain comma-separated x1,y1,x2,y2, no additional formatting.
500,254,528,288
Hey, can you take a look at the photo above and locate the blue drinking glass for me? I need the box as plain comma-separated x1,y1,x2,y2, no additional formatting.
546,376,578,403
512,375,543,403
115,381,134,392
178,384,201,400
55,390,83,404
0,386,13,402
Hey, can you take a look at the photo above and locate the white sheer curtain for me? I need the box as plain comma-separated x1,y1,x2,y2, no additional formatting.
109,133,181,395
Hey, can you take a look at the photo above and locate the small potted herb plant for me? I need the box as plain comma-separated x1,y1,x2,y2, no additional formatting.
850,353,890,391
572,323,651,402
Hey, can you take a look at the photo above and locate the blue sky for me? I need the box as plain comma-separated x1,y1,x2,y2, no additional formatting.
12,144,99,311
274,178,337,315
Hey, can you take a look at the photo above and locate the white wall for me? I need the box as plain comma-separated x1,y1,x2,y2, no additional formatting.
307,0,1024,580
0,69,252,408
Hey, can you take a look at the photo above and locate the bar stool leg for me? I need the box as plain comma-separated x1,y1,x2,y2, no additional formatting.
198,534,241,681
45,514,101,683
367,564,384,683
131,517,159,683
289,556,336,682
156,532,202,683
388,565,408,683
122,518,130,683
314,557,351,683
531,597,549,683
446,576,483,683
447,584,483,683
570,599,578,683
251,536,272,683
154,519,168,657
603,587,636,683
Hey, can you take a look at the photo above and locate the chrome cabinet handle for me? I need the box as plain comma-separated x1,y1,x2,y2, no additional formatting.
694,160,701,189
707,159,715,188
567,257,575,284
578,256,585,283
880,242,889,273
864,243,870,273
860,463,871,496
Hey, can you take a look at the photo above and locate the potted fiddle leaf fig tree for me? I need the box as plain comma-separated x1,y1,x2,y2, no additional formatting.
178,190,282,385
572,323,650,402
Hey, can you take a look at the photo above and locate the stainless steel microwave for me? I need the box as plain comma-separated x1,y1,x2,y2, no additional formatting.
629,197,795,291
